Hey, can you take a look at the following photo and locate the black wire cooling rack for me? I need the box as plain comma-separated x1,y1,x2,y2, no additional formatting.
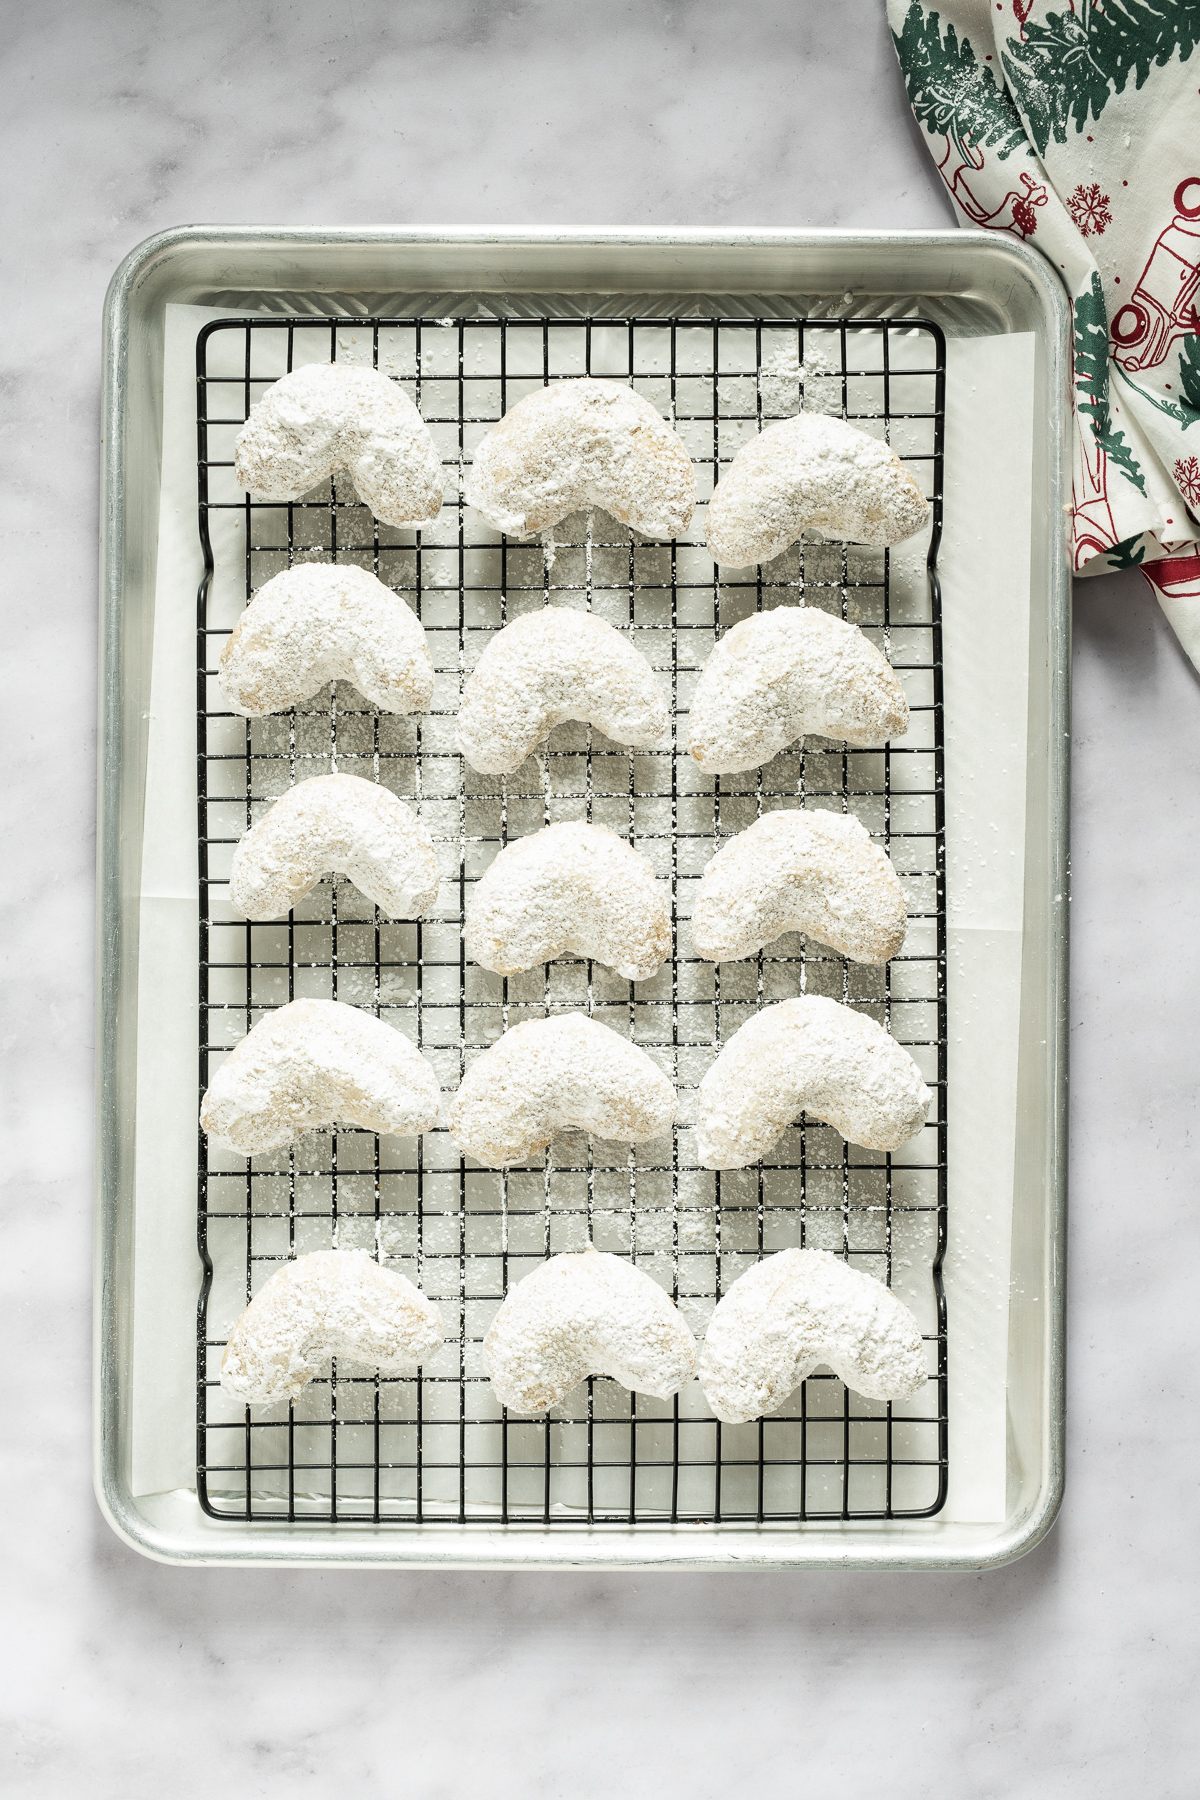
195,310,948,1526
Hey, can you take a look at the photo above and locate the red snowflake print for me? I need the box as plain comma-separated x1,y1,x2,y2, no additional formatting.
1067,182,1113,238
1176,456,1200,510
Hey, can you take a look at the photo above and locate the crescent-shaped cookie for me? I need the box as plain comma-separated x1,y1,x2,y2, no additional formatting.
465,822,671,981
696,995,930,1166
692,808,906,965
687,605,908,774
457,606,669,774
221,1250,445,1405
706,413,929,567
465,377,696,540
448,1013,677,1167
234,362,444,528
484,1246,697,1413
200,998,441,1156
697,1248,927,1422
229,774,439,921
217,563,434,718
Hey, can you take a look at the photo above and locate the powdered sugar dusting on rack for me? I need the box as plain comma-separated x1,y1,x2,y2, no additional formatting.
195,309,947,1527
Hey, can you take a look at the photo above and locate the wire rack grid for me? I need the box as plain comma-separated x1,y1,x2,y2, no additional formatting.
194,308,948,1528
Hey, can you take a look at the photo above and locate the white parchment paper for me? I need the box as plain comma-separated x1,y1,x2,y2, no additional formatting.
132,305,1034,1522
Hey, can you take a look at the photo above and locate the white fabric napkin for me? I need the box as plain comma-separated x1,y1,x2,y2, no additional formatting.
889,0,1200,665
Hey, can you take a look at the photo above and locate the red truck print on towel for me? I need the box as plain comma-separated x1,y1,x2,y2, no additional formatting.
936,140,1049,239
1138,550,1200,607
1112,180,1200,373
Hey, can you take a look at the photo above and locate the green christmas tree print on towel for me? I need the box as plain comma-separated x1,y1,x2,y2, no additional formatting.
893,3,1050,236
893,2,1027,161
1004,1,1200,156
1105,533,1150,568
1179,336,1200,416
1076,273,1148,495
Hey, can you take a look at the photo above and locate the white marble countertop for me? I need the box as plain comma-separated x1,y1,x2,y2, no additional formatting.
4,2,1198,1793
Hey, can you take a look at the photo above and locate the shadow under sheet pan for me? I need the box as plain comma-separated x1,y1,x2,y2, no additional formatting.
96,228,1070,1570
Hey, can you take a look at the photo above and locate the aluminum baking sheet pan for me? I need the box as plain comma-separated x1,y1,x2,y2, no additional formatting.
95,229,1069,1569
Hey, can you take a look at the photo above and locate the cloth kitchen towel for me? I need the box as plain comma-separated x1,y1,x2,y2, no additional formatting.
888,0,1200,665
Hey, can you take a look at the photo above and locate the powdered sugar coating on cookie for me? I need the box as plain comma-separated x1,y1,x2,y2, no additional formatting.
466,821,671,981
200,997,440,1156
466,377,695,540
697,1248,927,1422
448,1013,676,1167
221,1250,444,1406
706,412,929,567
692,808,906,965
485,1246,697,1413
229,774,439,922
688,605,908,774
233,362,444,528
457,606,669,774
218,563,433,718
696,995,930,1166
